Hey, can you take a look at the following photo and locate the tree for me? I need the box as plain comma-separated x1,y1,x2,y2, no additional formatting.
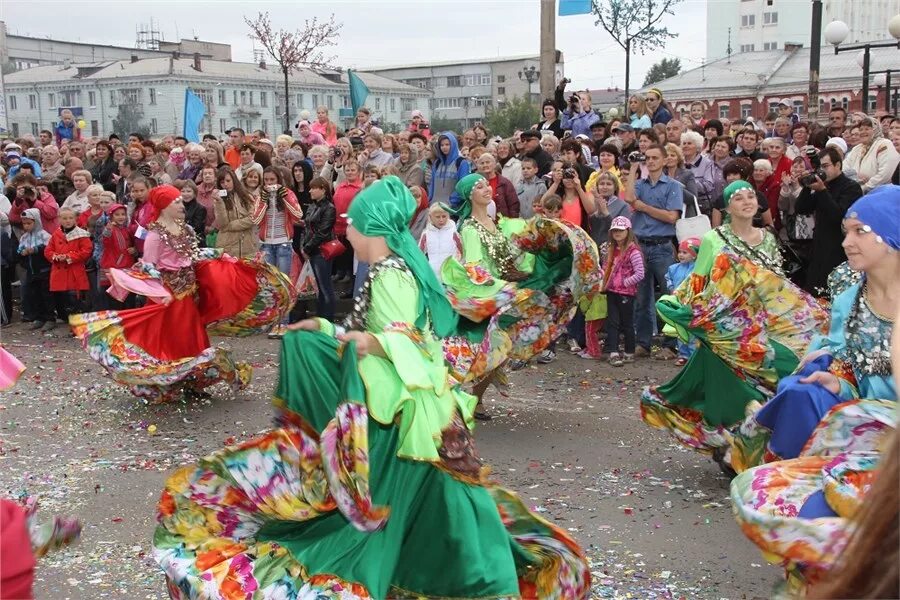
428,114,460,135
112,104,150,140
592,0,683,105
245,12,342,134
483,97,541,137
643,57,681,86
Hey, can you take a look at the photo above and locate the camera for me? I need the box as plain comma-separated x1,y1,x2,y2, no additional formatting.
20,186,36,198
805,146,820,168
568,94,580,106
628,151,646,163
800,169,826,187
218,189,228,197
563,168,578,179
333,147,343,158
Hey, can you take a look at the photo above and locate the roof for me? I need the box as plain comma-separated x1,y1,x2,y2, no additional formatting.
4,58,428,93
362,54,540,72
641,43,900,98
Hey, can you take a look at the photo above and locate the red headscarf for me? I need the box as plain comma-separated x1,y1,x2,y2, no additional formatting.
147,185,181,222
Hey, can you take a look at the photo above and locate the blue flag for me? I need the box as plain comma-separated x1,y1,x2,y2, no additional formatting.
348,70,370,115
559,0,592,16
183,89,206,143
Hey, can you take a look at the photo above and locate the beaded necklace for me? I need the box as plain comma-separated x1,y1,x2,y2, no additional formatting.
466,218,519,278
837,283,893,377
147,220,199,260
343,255,410,332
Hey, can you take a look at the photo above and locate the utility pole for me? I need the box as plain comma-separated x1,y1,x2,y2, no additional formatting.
808,0,823,123
540,0,556,100
624,37,631,108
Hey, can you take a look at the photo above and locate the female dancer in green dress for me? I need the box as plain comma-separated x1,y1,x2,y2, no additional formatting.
153,177,590,599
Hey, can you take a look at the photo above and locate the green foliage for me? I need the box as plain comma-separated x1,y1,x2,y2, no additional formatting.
427,114,461,135
112,104,150,140
483,97,541,138
643,58,681,86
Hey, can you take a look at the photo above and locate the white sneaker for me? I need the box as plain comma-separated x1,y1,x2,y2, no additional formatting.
537,350,556,364
608,352,623,367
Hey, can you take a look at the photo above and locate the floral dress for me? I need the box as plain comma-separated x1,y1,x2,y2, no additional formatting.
153,255,591,599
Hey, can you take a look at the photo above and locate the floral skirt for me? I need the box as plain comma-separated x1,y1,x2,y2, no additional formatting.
153,331,591,599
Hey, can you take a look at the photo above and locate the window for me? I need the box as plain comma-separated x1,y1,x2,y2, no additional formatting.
768,101,780,112
480,74,492,85
88,91,96,107
29,94,36,109
793,99,805,117
403,77,431,89
446,76,461,88
90,120,99,136
249,91,254,106
312,94,319,108
498,86,506,95
841,96,849,110
434,98,462,109
10,123,19,137
8,96,15,110
109,90,117,107
740,44,755,52
342,95,351,108
149,88,157,105
260,91,267,107
327,95,334,109
390,98,396,111
402,98,415,112
31,122,38,135
150,118,158,134
261,119,269,133
763,11,778,25
497,75,506,83
472,97,491,107
741,14,755,27
233,90,238,105
60,90,78,106
240,91,247,105
868,94,878,112
297,93,304,108
719,104,730,119
763,42,778,50
375,97,381,110
220,119,227,132
120,88,141,105
48,93,56,108
741,103,753,118
218,89,227,105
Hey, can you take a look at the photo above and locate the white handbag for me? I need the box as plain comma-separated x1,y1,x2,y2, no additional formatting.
675,190,711,242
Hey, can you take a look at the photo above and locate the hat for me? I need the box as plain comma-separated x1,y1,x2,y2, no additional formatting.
519,129,541,141
147,185,181,222
777,99,791,107
297,120,311,129
106,203,127,216
5,150,20,159
613,123,634,133
258,138,274,148
678,237,701,259
722,180,754,207
610,216,632,231
826,137,848,155
410,109,424,119
4,143,22,152
589,122,605,130
574,134,590,141
844,185,900,250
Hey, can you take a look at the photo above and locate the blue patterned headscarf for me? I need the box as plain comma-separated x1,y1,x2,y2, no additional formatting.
845,185,900,250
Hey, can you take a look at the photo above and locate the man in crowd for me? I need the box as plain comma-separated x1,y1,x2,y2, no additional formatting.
518,130,553,177
614,124,639,156
665,119,684,145
225,129,245,169
39,130,54,148
735,128,766,161
624,144,682,360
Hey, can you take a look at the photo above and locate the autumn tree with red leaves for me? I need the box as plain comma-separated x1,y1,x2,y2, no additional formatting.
245,12,342,133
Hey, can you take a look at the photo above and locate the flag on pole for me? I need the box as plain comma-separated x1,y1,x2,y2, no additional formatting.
348,69,370,114
559,0,592,16
183,89,206,143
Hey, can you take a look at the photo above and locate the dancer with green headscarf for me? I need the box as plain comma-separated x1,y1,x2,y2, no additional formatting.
641,180,828,466
152,177,591,599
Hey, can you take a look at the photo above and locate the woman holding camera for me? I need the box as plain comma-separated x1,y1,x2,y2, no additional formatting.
556,83,599,138
540,161,595,230
536,99,565,139
213,168,259,260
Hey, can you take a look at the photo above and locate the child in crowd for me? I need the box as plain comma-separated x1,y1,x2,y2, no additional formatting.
17,208,54,331
128,176,154,255
666,237,701,366
176,180,207,247
602,216,644,367
418,203,462,279
516,157,547,219
363,165,381,188
99,203,137,309
45,207,92,326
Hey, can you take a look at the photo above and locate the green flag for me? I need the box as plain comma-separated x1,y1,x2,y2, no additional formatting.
348,69,370,114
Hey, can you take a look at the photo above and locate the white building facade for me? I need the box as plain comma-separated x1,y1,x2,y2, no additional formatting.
706,0,900,62
3,56,430,139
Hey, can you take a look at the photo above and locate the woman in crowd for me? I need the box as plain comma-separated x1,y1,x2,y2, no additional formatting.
177,143,205,183
128,144,152,178
70,185,293,403
295,176,336,322
561,139,593,187
307,145,330,179
540,134,561,159
214,167,259,260
843,115,900,193
590,170,633,244
641,180,828,459
663,142,699,213
203,140,228,171
645,88,673,125
152,176,591,600
90,140,118,193
496,139,523,189
681,131,717,213
392,141,425,190
62,169,92,212
730,188,898,597
312,105,338,146
195,166,218,228
148,157,172,186
561,89,600,137
540,161,595,231
536,99,565,139
381,134,400,158
290,160,315,216
241,167,262,200
762,137,793,230
627,95,652,130
253,167,303,279
475,152,519,218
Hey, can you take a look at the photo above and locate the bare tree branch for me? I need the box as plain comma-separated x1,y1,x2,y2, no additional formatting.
244,12,343,73
591,0,681,55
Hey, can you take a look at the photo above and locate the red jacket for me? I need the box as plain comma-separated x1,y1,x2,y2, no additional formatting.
100,224,136,271
332,180,363,237
251,187,303,242
9,191,60,234
489,175,520,218
44,227,92,291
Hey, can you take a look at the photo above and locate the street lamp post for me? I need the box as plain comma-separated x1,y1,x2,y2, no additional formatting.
824,15,900,113
871,70,895,112
518,65,539,103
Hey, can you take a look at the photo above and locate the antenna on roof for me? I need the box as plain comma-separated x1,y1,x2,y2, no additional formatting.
136,19,161,50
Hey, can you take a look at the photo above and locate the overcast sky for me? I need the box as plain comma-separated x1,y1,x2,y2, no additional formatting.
2,0,707,90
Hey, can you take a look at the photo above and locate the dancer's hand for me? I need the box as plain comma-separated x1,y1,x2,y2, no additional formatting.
797,348,830,370
799,371,841,395
287,319,319,332
338,331,385,358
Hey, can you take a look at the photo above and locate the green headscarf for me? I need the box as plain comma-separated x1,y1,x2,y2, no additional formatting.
346,176,458,337
722,180,753,207
453,173,486,229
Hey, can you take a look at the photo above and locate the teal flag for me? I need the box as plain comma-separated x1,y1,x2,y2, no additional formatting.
348,69,370,115
559,0,592,15
183,89,206,143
